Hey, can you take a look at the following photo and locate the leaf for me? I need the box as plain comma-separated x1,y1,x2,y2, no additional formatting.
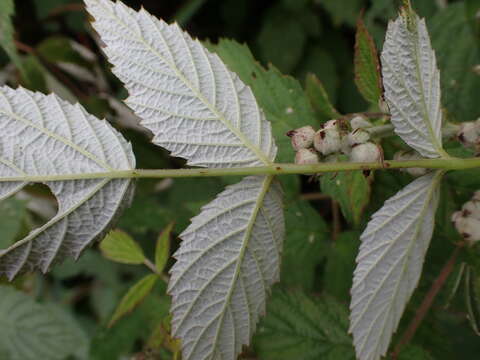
320,168,371,226
381,12,445,158
350,171,442,360
282,200,329,291
168,176,284,360
253,288,355,360
0,198,27,249
324,231,360,301
465,265,480,336
100,230,146,265
0,86,136,280
354,17,382,105
305,73,341,120
0,285,89,360
156,222,173,273
398,345,434,360
109,273,158,327
320,0,365,27
86,0,276,168
0,0,25,76
208,38,317,198
256,5,307,74
430,3,480,121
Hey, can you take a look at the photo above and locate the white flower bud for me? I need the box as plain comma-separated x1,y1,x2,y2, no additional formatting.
349,142,381,163
462,200,480,221
314,122,341,155
295,148,319,164
341,136,351,155
452,213,480,243
393,150,428,177
350,115,372,130
286,126,316,151
457,120,480,149
347,129,370,146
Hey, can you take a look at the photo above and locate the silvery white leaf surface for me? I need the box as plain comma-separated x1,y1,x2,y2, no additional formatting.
85,0,276,168
0,86,135,279
382,13,444,158
168,176,284,360
350,172,442,360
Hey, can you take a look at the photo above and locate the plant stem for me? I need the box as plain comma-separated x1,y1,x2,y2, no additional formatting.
2,157,480,182
391,245,463,359
143,258,170,283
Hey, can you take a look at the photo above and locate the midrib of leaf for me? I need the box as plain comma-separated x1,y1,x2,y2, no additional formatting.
95,0,272,165
408,18,446,158
353,171,442,356
188,175,274,358
0,177,125,270
0,105,114,172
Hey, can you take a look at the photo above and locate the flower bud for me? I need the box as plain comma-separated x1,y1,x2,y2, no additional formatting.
295,148,319,165
349,142,381,163
452,212,480,243
286,126,316,151
393,150,427,177
347,128,370,147
350,115,372,130
463,200,480,221
457,120,480,149
314,121,341,155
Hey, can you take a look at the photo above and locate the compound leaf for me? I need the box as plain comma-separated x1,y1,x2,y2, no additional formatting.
86,0,276,168
0,285,89,360
381,11,445,158
350,172,442,360
168,176,284,360
0,86,135,280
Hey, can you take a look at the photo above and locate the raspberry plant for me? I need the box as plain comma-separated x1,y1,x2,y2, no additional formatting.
1,0,480,359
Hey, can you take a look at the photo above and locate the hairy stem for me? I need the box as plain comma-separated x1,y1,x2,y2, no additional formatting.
1,157,480,182
391,245,463,358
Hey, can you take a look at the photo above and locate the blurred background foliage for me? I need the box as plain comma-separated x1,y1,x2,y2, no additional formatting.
1,0,480,359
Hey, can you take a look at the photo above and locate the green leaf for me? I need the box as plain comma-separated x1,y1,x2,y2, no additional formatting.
320,0,365,26
0,198,27,249
256,6,307,73
0,285,89,360
0,0,25,76
320,165,371,226
109,273,158,327
398,345,434,360
36,36,91,69
282,201,329,290
20,55,48,93
254,288,355,360
354,17,382,105
430,3,480,121
91,292,170,360
465,265,480,336
306,73,341,120
100,230,146,265
155,222,173,273
324,231,360,301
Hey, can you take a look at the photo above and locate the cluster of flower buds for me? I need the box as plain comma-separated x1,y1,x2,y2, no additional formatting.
287,115,382,165
452,191,480,244
393,150,428,177
457,119,480,153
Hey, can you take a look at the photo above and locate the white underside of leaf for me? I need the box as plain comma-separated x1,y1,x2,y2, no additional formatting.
381,15,444,158
168,176,284,360
349,172,442,360
85,0,276,168
0,86,135,279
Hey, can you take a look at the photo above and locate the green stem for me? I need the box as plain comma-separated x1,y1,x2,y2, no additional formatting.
2,157,480,182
